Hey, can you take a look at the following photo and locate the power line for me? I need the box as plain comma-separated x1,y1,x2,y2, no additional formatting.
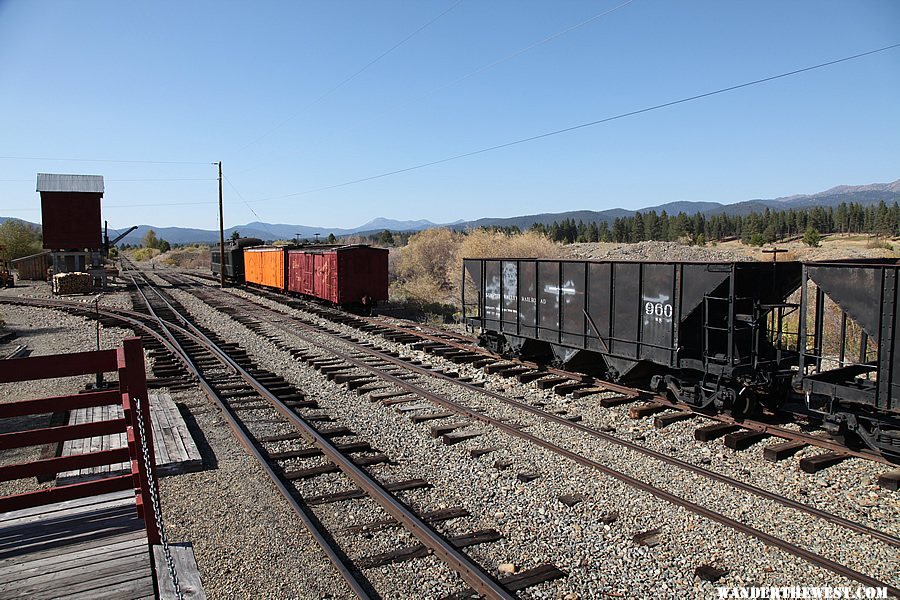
234,0,465,155
0,156,209,165
247,41,900,204
223,174,279,240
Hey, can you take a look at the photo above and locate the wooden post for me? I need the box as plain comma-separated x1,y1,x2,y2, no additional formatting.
218,161,226,289
118,337,161,545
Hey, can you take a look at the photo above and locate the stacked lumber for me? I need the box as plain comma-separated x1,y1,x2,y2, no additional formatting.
52,272,93,295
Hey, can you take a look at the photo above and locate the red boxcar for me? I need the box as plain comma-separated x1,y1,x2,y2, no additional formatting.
286,245,388,308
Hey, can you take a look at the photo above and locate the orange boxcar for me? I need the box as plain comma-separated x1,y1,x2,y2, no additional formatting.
243,246,286,290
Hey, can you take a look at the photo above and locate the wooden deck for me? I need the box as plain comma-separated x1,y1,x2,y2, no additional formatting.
0,490,155,599
59,392,202,483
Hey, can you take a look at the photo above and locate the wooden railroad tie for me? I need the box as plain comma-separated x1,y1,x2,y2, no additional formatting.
694,423,741,442
628,402,668,419
724,429,769,451
305,479,432,506
799,452,848,473
763,440,807,462
357,529,502,568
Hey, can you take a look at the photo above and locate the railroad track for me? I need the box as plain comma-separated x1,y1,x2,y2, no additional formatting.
192,270,896,472
151,268,899,595
124,264,541,598
1,280,532,597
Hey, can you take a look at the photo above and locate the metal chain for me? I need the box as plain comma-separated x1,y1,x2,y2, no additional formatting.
134,396,183,600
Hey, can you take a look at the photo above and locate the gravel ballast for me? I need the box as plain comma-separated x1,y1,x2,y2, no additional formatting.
5,272,896,599
169,282,896,597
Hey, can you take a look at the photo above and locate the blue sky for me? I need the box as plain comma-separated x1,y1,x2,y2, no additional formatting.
0,0,898,232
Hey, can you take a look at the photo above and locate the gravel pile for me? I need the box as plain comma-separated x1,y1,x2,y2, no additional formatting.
565,241,755,262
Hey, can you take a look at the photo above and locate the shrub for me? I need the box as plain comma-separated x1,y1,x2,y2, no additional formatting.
802,227,821,248
393,228,462,306
130,248,161,261
0,219,42,259
456,229,559,261
161,248,211,269
392,228,559,311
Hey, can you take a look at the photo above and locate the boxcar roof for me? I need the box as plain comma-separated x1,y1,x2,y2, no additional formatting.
463,257,778,265
36,173,104,193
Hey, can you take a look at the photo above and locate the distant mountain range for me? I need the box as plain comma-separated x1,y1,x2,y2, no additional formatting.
451,179,900,231
5,179,898,245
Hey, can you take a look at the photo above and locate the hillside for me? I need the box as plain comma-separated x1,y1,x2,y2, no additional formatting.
6,178,898,245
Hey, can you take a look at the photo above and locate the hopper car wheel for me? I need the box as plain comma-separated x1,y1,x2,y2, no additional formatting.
729,387,756,417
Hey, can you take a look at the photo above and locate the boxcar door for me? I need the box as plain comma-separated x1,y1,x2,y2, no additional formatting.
302,253,315,296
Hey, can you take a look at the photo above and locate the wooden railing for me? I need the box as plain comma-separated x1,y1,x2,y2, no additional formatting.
0,337,161,544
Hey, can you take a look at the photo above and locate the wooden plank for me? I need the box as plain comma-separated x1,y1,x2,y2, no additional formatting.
0,490,149,600
148,399,170,467
59,404,124,480
166,404,191,460
98,406,109,476
0,530,145,567
1,537,146,578
0,390,121,419
0,475,134,516
153,395,174,459
1,551,150,595
153,395,176,463
0,503,142,557
0,349,118,383
55,575,155,600
153,393,201,471
167,400,198,461
88,406,102,474
162,404,183,465
153,543,207,599
6,562,154,600
57,393,201,481
0,490,134,526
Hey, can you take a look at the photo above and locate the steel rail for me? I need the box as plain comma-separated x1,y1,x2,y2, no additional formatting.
123,271,377,599
170,274,900,548
273,320,900,595
198,275,890,463
183,289,900,594
366,314,892,464
128,267,515,600
279,315,900,549
0,290,375,599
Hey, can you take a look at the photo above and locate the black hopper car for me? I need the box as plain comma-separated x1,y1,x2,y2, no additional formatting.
462,257,900,459
797,261,900,458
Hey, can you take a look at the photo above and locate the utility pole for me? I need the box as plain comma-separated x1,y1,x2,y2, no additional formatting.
216,161,225,288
